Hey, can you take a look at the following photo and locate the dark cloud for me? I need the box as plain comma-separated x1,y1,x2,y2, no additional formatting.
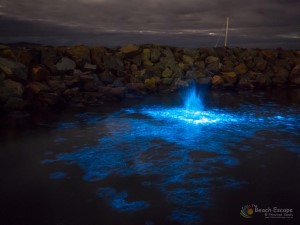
0,0,299,48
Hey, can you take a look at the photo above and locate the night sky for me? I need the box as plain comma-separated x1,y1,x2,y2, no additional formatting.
0,0,299,48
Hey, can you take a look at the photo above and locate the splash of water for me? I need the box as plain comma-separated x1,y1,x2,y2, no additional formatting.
183,83,204,111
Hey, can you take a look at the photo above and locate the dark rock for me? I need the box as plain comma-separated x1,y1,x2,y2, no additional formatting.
128,55,142,66
142,48,153,67
205,56,219,64
174,79,189,89
222,72,237,84
162,78,173,85
195,61,205,72
113,78,125,87
150,48,161,63
41,48,59,71
91,47,107,68
64,76,81,87
197,77,211,85
120,44,139,54
99,70,115,84
221,60,234,72
109,87,127,99
38,92,65,106
254,57,267,72
4,97,26,110
0,57,28,81
234,63,248,75
0,46,16,60
290,64,300,85
182,55,194,66
238,74,254,90
83,82,98,91
127,82,146,93
162,68,173,78
103,55,124,71
27,82,50,94
144,77,161,90
262,49,278,61
29,65,50,81
47,80,66,93
79,74,98,83
205,56,220,73
211,75,224,86
65,45,91,68
0,79,24,102
84,63,97,71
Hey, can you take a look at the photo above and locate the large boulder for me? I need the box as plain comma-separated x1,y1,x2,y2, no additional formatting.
41,48,59,71
29,65,50,82
0,79,24,102
0,45,16,60
182,55,194,66
4,97,26,110
109,87,127,99
38,92,65,107
47,80,66,93
98,70,115,84
289,64,300,85
162,68,173,78
205,56,220,73
102,55,124,71
55,57,76,72
65,45,91,68
211,75,224,86
221,60,234,72
142,49,153,67
119,44,139,54
234,63,248,75
272,67,289,85
144,76,161,91
126,82,146,94
91,47,107,68
254,57,268,72
222,72,237,84
27,82,50,94
0,57,28,81
150,48,161,63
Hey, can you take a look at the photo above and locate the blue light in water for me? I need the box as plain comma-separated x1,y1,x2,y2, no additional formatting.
96,187,149,212
183,83,204,111
43,87,300,224
49,172,67,180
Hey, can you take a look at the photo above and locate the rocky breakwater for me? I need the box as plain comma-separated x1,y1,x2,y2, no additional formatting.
0,44,299,111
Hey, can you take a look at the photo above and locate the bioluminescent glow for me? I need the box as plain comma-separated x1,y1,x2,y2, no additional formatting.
97,187,149,212
41,91,300,224
183,83,204,111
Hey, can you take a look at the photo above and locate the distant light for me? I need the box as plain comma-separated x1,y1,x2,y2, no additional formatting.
209,32,215,35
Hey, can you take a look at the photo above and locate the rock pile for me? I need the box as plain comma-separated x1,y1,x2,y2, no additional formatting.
0,44,299,111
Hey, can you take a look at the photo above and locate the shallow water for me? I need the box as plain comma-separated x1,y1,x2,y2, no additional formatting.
1,89,300,225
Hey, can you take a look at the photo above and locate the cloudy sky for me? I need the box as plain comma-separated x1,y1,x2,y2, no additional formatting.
0,0,299,48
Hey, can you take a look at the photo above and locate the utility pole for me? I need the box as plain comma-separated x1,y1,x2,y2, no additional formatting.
225,17,229,47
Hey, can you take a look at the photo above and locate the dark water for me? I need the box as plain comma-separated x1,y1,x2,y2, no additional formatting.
1,89,300,225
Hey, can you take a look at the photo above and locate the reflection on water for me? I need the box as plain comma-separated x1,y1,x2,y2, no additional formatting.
1,90,300,225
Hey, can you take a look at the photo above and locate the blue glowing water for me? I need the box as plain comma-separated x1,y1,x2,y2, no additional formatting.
37,89,300,225
183,84,204,111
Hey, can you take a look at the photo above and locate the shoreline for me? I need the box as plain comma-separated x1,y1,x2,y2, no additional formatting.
0,44,299,112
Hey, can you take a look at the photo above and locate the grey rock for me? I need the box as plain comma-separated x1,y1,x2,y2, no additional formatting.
99,70,115,84
55,57,76,72
0,57,28,81
103,55,124,71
